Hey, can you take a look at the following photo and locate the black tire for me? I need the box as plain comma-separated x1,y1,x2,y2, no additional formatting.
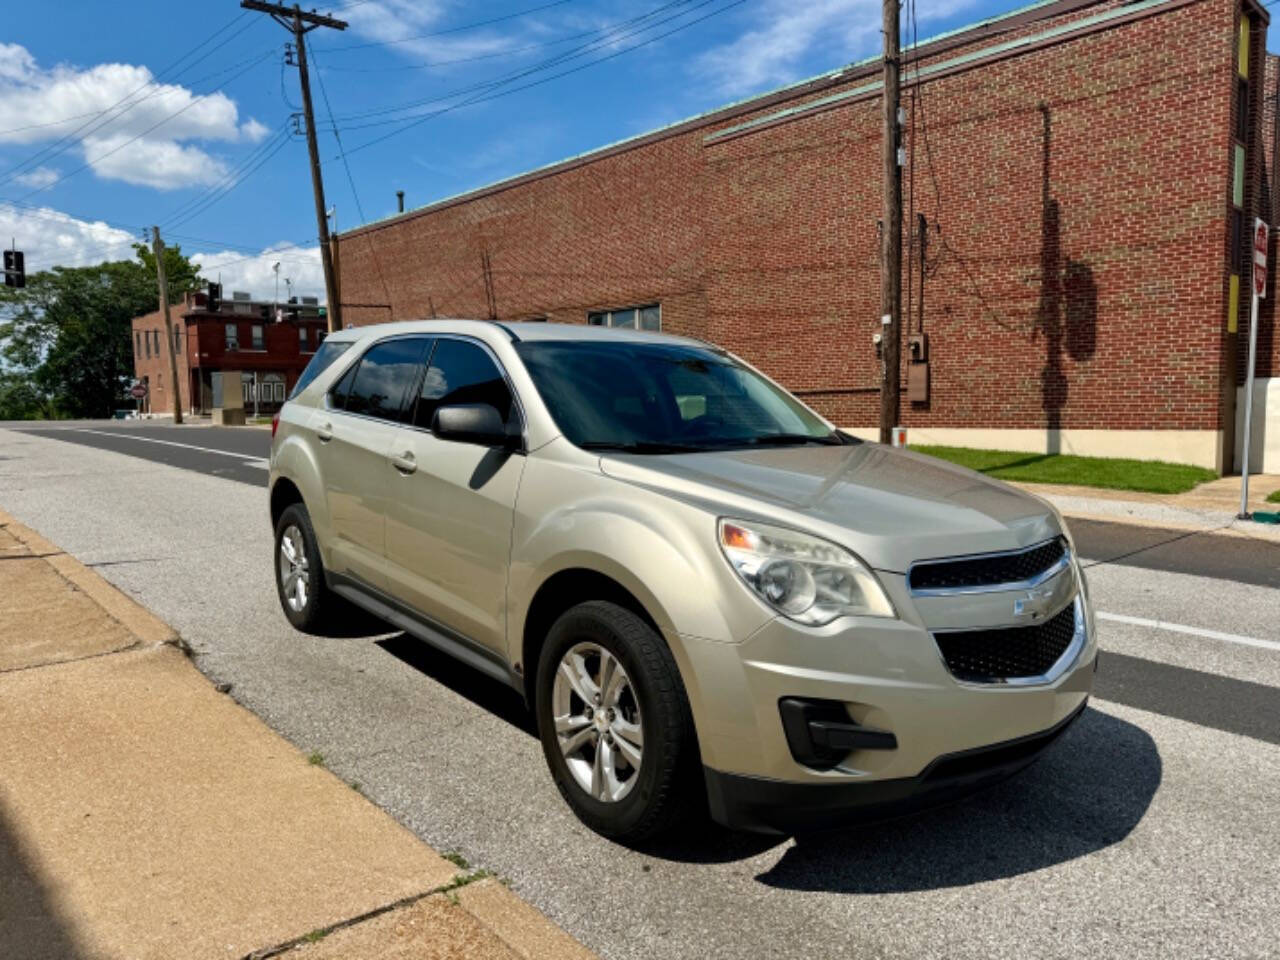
535,600,700,842
273,502,336,633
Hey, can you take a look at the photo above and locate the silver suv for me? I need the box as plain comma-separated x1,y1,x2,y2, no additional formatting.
269,320,1096,840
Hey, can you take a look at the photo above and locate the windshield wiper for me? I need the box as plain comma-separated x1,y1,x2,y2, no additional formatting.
578,441,706,455
746,432,846,446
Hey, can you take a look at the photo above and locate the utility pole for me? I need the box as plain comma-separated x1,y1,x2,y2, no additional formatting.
879,0,903,444
152,227,184,424
242,1,346,333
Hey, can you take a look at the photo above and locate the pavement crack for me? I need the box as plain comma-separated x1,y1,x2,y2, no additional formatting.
84,557,167,568
240,870,492,960
0,639,144,675
0,551,63,561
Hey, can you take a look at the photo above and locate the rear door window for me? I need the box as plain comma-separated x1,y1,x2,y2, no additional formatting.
341,337,431,422
411,338,514,430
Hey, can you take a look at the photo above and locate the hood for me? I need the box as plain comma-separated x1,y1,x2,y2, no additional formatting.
598,442,1062,573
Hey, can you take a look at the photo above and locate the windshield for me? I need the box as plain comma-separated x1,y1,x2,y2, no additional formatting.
514,340,846,453
289,339,351,400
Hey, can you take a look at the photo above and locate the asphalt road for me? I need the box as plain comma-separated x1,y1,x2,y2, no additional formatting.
2,421,1278,960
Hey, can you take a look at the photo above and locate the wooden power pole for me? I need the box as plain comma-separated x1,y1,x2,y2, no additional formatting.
879,0,903,444
152,226,184,424
242,1,346,332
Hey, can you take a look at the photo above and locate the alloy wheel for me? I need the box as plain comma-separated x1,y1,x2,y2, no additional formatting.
278,524,310,613
552,642,644,802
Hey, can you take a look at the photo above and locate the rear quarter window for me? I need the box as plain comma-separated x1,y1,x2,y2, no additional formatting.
289,340,351,400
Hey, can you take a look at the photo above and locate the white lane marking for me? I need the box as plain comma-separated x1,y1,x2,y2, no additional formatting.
66,429,267,463
1097,611,1280,653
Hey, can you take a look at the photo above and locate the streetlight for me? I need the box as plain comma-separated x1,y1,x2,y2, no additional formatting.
273,261,281,319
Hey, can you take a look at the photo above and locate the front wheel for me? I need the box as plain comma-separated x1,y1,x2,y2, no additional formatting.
535,600,700,842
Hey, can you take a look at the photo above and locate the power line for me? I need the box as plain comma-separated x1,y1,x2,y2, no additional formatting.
165,132,294,231
309,47,394,308
0,12,261,187
8,50,276,204
325,0,695,126
158,122,292,228
333,0,744,159
319,0,574,53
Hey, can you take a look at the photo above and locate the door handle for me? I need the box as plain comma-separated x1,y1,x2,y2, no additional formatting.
316,421,333,443
391,452,417,475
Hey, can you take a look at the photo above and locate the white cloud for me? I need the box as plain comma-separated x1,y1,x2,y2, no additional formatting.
12,166,59,188
0,43,269,191
696,0,980,97
341,1,543,63
191,244,326,304
0,202,140,272
0,202,325,305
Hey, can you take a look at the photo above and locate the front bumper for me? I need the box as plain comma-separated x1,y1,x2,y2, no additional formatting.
673,567,1097,830
704,699,1088,834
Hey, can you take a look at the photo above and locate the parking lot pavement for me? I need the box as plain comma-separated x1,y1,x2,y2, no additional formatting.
2,424,1278,960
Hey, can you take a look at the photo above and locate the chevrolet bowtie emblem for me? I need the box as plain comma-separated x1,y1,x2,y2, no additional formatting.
1014,585,1056,619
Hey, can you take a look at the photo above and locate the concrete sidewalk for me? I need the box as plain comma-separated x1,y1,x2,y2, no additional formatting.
1011,473,1280,541
0,509,595,960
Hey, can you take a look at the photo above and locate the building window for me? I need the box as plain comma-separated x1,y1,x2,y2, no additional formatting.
152,330,160,357
173,326,181,354
135,331,142,359
299,326,309,352
251,324,264,350
143,331,150,359
225,323,238,351
587,304,660,330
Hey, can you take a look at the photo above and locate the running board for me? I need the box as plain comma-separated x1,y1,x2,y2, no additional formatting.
330,576,521,692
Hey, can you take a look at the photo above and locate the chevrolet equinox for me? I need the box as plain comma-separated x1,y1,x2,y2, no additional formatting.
268,320,1096,840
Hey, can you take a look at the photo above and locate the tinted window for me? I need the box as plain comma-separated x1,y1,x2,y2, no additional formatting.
290,340,351,399
344,338,429,421
513,341,839,452
413,339,514,431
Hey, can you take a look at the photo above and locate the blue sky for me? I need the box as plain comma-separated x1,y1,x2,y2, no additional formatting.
1,0,1056,299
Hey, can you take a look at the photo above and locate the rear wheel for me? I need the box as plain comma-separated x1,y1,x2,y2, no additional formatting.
274,503,335,632
535,600,700,842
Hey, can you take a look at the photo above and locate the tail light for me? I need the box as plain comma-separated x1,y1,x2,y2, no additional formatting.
271,411,281,439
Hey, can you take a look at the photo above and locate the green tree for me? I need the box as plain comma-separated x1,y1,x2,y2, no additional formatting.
0,245,204,420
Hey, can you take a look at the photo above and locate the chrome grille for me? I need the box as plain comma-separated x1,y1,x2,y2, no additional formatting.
909,537,1067,594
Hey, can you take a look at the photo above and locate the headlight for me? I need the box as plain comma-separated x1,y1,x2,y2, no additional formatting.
718,518,895,625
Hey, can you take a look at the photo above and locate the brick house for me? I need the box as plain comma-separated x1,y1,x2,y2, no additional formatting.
332,0,1278,474
131,290,329,416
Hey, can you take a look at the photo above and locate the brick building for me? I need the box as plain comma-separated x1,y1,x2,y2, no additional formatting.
131,289,329,416
333,0,1279,473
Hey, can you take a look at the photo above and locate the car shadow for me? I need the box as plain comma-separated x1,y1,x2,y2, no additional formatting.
376,633,537,736
371,631,1159,887
752,707,1160,893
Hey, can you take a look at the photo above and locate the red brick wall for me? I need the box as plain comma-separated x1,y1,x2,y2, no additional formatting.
336,0,1251,437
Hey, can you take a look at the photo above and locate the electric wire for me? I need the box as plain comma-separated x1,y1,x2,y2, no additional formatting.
319,0,575,53
0,12,260,187
308,47,394,308
11,49,277,204
324,0,697,126
320,0,741,163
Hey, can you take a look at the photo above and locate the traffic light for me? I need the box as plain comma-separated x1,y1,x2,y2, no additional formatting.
207,281,222,311
3,250,24,289
286,296,299,322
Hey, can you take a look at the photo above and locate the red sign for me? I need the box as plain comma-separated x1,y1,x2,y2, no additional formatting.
1254,219,1268,299
130,383,147,399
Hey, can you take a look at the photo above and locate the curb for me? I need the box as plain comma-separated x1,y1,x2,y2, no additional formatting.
0,507,178,647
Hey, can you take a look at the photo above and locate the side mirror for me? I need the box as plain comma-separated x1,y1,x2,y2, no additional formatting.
431,403,520,448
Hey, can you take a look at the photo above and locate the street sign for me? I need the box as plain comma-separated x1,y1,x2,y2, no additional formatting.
130,384,147,399
1254,219,1268,299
